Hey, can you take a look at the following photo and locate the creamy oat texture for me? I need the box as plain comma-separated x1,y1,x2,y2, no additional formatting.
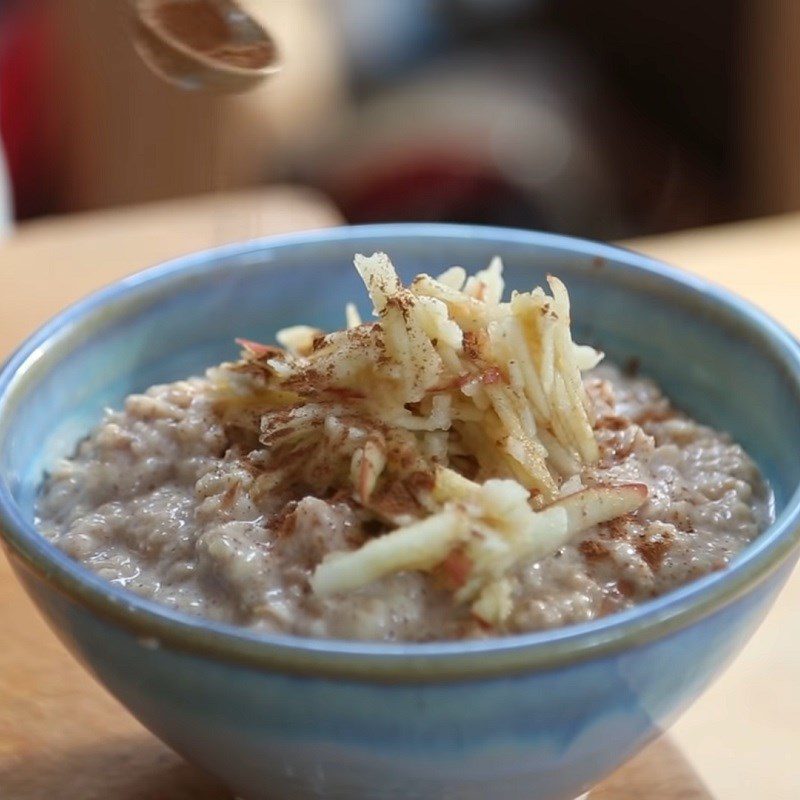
36,364,770,641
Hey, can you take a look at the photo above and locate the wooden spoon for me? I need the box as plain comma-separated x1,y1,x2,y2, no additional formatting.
132,0,280,93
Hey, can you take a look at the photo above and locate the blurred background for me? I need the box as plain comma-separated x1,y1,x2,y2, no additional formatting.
0,0,796,240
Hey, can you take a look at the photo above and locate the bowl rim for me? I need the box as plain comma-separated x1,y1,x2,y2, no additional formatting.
1,222,799,682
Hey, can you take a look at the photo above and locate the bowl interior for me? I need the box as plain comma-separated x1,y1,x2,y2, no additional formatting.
2,225,800,597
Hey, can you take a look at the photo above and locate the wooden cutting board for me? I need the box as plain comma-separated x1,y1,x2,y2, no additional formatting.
0,187,713,799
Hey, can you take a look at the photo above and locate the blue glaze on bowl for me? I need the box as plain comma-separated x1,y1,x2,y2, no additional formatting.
1,225,799,800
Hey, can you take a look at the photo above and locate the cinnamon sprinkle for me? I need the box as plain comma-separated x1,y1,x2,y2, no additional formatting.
599,515,632,540
636,532,673,571
366,480,427,522
595,414,630,432
578,539,609,561
617,578,636,598
462,330,484,360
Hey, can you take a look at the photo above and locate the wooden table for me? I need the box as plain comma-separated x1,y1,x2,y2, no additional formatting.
3,191,799,799
633,218,800,800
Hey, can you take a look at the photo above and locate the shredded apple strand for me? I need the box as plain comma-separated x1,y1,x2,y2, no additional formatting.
210,253,647,625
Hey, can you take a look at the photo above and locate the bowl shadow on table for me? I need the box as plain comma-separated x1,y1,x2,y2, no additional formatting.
0,736,231,800
0,734,708,800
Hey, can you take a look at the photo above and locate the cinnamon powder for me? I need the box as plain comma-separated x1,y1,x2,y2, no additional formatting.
153,1,275,69
636,533,672,571
579,539,609,561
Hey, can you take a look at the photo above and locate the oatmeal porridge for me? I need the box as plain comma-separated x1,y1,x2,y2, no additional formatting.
36,254,771,641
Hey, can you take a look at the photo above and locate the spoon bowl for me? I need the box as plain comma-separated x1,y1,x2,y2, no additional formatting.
133,0,280,93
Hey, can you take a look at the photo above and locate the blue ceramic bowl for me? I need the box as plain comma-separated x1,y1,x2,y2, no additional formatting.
1,225,799,800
